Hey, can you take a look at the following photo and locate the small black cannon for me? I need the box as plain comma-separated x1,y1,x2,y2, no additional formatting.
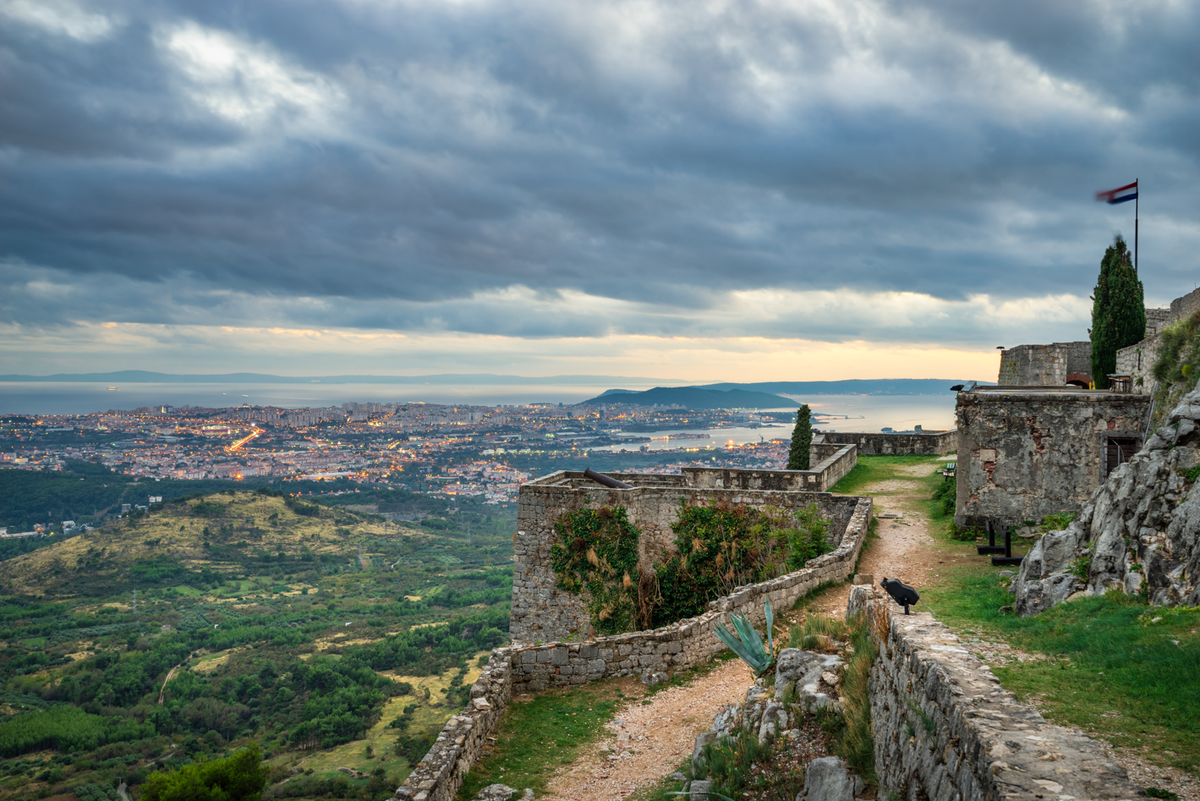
881,577,920,615
583,467,632,490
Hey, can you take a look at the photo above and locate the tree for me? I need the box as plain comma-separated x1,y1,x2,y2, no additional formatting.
139,742,268,801
1090,236,1146,389
786,405,812,470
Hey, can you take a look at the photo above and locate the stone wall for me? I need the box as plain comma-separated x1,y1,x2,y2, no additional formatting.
954,388,1150,526
512,457,857,644
1116,332,1161,392
869,603,1143,801
394,493,872,801
821,430,957,456
394,650,513,801
997,342,1092,387
1170,287,1200,323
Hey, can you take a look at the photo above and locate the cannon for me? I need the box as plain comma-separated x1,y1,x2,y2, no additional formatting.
583,467,632,490
881,577,920,615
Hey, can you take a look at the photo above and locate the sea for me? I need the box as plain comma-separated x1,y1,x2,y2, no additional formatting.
0,382,958,443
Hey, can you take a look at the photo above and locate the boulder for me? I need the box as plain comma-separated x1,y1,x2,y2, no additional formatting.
473,785,521,801
803,756,854,801
1014,572,1083,616
774,649,843,712
688,780,714,799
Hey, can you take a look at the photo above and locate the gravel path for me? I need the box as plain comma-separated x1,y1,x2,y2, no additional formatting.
540,659,756,800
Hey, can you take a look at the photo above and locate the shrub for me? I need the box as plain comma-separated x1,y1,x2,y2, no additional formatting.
550,506,641,635
930,481,955,518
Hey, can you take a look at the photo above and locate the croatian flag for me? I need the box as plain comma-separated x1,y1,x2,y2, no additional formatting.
1096,181,1138,204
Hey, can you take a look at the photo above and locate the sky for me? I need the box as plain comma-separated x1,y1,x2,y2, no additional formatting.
1,0,1198,383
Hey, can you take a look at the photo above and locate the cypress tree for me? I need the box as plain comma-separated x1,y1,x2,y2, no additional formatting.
1090,236,1146,389
786,405,812,470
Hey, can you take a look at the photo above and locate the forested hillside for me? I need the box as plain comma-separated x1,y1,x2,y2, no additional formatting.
0,488,516,800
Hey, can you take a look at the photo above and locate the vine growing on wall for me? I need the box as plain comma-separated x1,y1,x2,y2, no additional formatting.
550,506,641,635
648,502,833,628
550,501,837,635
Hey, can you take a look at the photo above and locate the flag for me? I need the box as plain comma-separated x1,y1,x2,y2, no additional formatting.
1096,181,1138,204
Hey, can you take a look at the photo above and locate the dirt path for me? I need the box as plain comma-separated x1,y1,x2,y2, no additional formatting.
810,460,973,620
158,664,182,704
540,658,756,800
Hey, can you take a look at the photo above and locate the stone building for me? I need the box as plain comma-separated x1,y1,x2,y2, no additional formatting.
997,341,1093,387
954,386,1150,526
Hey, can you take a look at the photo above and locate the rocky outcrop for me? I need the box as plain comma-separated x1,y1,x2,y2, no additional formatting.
1013,380,1200,615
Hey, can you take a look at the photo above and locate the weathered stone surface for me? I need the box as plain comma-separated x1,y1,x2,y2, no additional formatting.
472,784,518,801
757,701,789,744
870,605,1144,801
846,585,874,618
641,670,669,687
803,756,854,801
774,649,843,712
1013,378,1200,614
688,780,714,799
955,388,1149,526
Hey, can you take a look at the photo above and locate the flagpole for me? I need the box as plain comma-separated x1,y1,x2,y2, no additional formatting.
1134,179,1138,275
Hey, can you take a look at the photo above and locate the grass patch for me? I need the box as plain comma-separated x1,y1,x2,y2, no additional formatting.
829,455,939,496
924,565,1200,776
455,680,630,799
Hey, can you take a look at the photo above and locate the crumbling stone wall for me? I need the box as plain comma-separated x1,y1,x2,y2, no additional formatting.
821,430,957,456
869,603,1142,801
512,458,857,644
1116,333,1160,392
954,389,1150,526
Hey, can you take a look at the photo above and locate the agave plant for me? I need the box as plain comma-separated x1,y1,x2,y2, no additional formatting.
714,598,775,676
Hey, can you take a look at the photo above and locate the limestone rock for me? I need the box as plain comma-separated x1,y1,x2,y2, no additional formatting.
688,780,713,799
473,784,521,801
641,670,669,687
711,703,740,739
692,731,715,774
757,701,789,744
774,649,843,712
803,756,854,801
1014,572,1083,616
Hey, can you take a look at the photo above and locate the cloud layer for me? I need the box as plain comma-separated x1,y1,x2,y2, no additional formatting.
1,0,1198,375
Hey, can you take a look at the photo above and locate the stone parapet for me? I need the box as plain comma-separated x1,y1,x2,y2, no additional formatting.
869,606,1143,801
510,493,869,691
821,431,957,456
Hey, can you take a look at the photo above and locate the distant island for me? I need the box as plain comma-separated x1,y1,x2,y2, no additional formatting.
578,379,980,408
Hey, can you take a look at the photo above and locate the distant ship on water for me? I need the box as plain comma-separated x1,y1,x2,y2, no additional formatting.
106,386,118,391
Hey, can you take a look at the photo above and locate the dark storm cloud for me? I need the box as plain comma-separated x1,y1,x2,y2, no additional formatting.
1,0,1198,341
